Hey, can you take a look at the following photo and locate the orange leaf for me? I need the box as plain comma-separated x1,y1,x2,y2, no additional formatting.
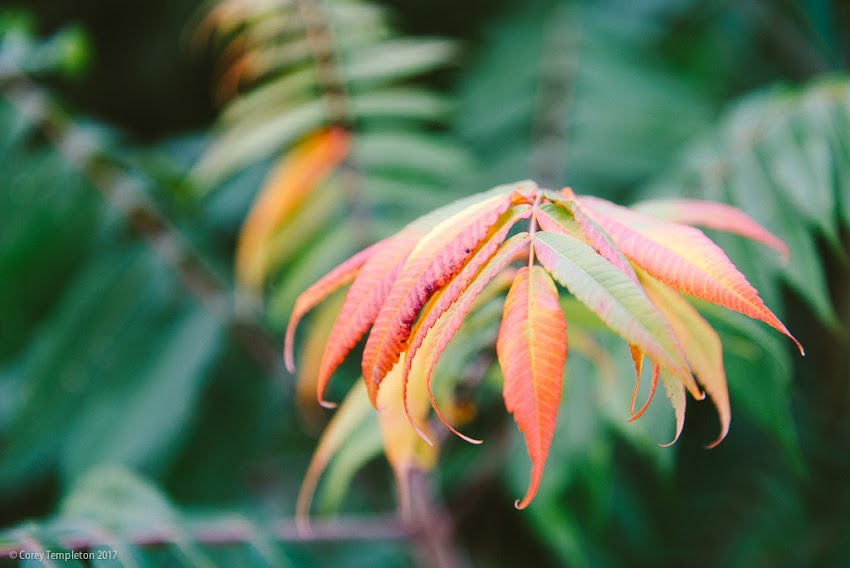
628,360,659,422
284,242,378,373
628,345,644,415
579,196,803,355
409,233,532,443
641,273,731,447
297,182,535,407
236,127,350,290
632,198,789,261
497,266,567,510
361,195,517,404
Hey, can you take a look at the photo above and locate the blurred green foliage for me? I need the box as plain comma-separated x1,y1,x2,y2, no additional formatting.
1,1,849,567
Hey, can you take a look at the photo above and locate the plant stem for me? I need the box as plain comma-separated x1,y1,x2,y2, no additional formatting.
0,514,415,558
406,468,468,568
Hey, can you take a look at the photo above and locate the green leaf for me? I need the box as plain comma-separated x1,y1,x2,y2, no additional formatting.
0,249,156,493
194,101,325,188
532,231,691,384
350,89,452,122
60,466,177,524
346,38,458,86
351,131,473,185
61,308,222,482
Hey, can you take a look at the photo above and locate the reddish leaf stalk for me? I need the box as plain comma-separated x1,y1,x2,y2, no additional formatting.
527,190,544,268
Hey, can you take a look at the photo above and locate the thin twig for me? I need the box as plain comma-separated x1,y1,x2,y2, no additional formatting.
294,0,372,243
0,514,415,558
295,0,353,129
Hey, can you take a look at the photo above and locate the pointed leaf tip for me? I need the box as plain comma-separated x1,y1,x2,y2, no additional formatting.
659,369,686,447
641,274,730,447
315,231,422,405
628,345,644,415
409,233,531,445
285,242,378,374
628,361,659,422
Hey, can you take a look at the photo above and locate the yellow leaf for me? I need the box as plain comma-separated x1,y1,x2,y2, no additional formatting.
376,355,438,516
236,127,350,290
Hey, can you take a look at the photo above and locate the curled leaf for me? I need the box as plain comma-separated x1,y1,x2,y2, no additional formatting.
628,345,644,415
289,181,805,512
659,368,686,447
316,229,422,406
628,360,659,422
285,242,377,373
641,273,731,447
401,205,533,405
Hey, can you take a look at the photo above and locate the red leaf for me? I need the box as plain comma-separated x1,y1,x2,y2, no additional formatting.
361,194,517,404
408,233,532,444
296,182,536,407
497,266,567,510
